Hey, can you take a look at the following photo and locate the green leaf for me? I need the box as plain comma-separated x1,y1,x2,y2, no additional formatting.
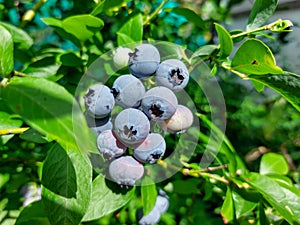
231,39,283,75
0,22,33,49
165,7,206,29
0,111,22,144
82,174,135,222
245,172,300,224
0,25,14,78
15,201,50,225
20,128,52,144
42,18,81,47
117,14,143,46
141,176,157,216
173,178,201,195
257,201,270,225
221,187,235,223
260,153,289,175
191,45,218,59
214,23,233,58
62,15,104,42
249,72,300,112
42,143,92,225
1,77,96,153
91,0,125,16
247,0,278,31
232,190,257,219
59,52,82,67
251,80,265,92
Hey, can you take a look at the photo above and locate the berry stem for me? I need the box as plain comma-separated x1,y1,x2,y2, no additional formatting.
143,0,168,26
0,127,30,135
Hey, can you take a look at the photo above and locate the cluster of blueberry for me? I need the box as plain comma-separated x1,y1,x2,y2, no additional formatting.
84,44,193,187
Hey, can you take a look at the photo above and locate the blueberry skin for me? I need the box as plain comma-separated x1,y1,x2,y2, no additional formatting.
114,108,150,147
113,47,132,69
84,84,115,118
128,44,160,78
112,74,145,108
109,156,144,186
133,133,166,164
155,59,189,92
97,130,127,160
165,105,193,133
141,86,178,121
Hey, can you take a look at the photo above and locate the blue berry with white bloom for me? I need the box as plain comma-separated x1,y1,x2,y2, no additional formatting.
133,133,166,164
114,108,150,147
109,156,144,187
112,74,145,108
155,59,189,92
84,84,115,118
128,44,160,78
141,86,178,121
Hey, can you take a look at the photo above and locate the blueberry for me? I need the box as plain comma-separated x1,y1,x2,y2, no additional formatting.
128,44,160,78
113,47,133,69
155,190,169,214
114,108,150,147
141,86,178,121
109,156,144,186
112,74,145,108
138,207,161,225
133,133,166,164
155,59,189,92
138,189,169,225
97,130,127,160
165,105,193,133
84,84,115,118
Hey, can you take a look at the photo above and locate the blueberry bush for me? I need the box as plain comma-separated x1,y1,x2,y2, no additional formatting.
0,0,300,224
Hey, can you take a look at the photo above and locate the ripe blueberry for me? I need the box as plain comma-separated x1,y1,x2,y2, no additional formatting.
112,74,145,108
133,133,166,164
84,84,115,118
97,130,127,160
141,86,178,121
113,47,133,69
128,44,160,78
114,108,150,147
165,105,193,133
155,59,189,92
109,156,144,186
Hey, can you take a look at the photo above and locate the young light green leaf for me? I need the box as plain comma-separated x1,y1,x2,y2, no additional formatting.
247,0,278,31
82,174,135,222
0,25,14,78
249,72,300,112
15,201,50,225
214,23,233,58
0,111,22,144
245,172,300,224
1,77,97,153
259,153,289,175
42,143,92,225
141,176,157,216
0,22,33,49
231,39,283,75
62,15,104,42
221,187,235,223
91,0,125,16
117,13,143,46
